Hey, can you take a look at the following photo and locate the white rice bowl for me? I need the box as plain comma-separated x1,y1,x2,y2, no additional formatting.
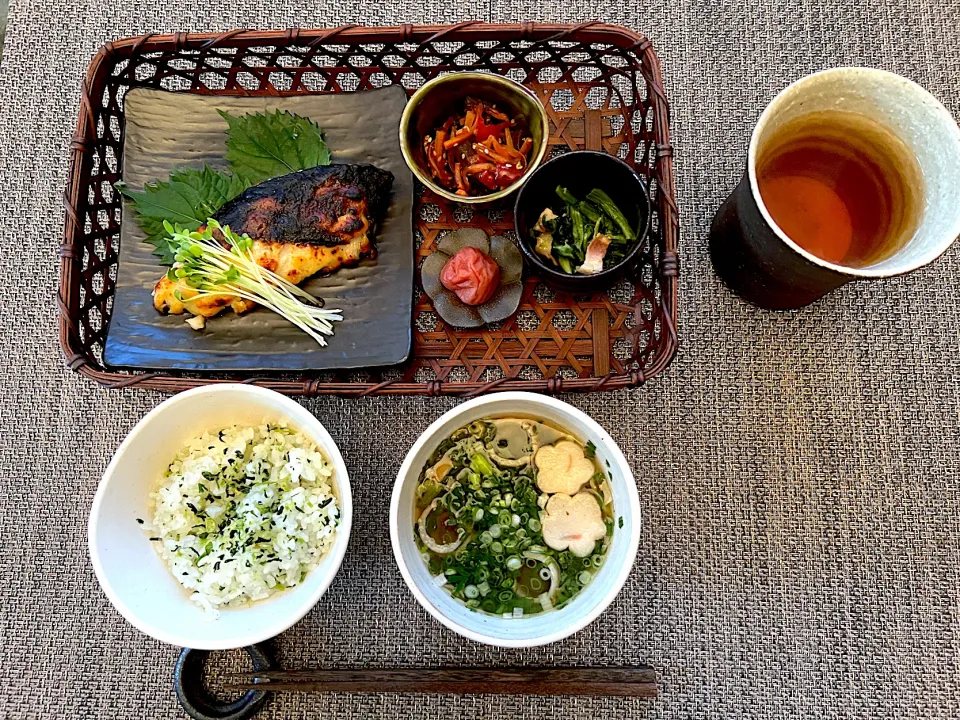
151,423,340,617
88,384,352,650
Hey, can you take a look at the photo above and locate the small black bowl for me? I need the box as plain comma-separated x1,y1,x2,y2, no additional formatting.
513,151,651,291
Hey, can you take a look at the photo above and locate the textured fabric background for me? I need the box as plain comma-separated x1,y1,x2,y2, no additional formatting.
1,2,959,719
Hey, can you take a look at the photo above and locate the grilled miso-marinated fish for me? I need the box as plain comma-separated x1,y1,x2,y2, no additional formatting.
153,164,394,317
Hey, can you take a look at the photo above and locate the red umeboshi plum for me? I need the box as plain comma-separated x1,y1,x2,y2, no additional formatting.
439,247,501,305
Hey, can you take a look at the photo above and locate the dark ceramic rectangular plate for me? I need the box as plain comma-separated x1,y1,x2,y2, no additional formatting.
103,86,414,372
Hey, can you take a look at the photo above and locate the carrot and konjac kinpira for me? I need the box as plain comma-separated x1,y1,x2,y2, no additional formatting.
422,97,532,196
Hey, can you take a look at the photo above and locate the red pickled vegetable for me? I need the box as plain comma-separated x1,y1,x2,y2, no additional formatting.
496,164,523,186
475,169,498,190
475,164,523,190
474,116,508,142
422,97,533,196
439,247,501,305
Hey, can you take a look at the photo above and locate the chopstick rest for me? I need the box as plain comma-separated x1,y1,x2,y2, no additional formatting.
174,645,272,720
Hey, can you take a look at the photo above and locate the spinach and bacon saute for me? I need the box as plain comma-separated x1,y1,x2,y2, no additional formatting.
530,186,638,275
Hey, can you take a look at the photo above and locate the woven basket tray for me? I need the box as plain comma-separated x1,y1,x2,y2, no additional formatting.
58,22,679,396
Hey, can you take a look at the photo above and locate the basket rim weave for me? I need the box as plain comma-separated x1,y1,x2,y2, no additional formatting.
58,22,679,397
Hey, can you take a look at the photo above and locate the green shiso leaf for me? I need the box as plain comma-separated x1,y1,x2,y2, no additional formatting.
218,109,331,185
117,166,248,265
120,110,330,265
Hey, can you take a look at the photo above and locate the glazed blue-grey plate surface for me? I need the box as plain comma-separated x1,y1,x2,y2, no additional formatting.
104,86,413,371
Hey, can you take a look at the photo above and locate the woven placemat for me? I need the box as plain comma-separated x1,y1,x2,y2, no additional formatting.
1,3,959,719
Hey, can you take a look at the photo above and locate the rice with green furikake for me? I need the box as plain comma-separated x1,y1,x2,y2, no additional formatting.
150,423,339,617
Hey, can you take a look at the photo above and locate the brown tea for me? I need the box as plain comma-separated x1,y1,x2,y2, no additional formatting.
756,110,923,267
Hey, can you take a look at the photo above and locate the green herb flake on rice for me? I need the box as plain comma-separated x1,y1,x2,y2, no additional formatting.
150,422,339,617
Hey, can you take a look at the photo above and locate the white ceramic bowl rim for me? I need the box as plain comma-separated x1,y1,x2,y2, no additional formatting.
389,392,641,648
747,67,960,278
88,384,353,649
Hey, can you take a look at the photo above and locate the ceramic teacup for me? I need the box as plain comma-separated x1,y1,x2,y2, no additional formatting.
710,67,960,309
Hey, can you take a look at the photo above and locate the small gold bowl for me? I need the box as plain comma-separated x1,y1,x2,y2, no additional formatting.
399,72,550,204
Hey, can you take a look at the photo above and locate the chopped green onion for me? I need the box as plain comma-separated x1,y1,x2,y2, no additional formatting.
470,453,495,477
414,419,614,618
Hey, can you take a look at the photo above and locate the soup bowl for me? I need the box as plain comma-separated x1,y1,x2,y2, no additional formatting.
88,384,353,650
390,392,641,647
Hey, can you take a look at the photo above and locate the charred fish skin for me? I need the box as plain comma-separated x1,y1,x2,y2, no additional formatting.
213,164,395,247
153,163,393,318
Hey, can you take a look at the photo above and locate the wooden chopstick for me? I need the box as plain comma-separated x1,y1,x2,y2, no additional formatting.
223,667,658,697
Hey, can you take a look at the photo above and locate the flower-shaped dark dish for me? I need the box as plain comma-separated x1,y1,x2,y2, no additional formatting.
421,229,524,328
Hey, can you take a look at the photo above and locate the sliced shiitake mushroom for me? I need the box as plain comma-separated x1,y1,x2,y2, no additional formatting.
488,418,537,467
